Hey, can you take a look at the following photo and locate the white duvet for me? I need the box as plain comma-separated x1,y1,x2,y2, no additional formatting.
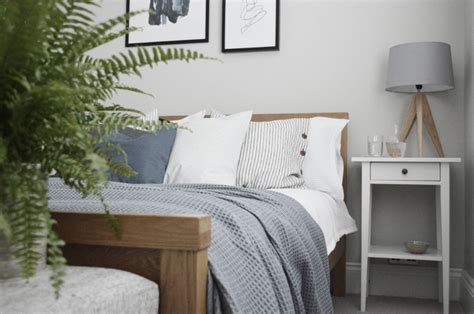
271,189,357,255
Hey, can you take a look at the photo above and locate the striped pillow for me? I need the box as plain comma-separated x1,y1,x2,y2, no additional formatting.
210,110,309,189
237,119,309,189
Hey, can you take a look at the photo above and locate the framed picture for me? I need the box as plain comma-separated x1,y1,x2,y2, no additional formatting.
222,0,280,53
125,0,209,47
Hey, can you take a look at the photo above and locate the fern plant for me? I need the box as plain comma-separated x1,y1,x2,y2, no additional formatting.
0,0,208,294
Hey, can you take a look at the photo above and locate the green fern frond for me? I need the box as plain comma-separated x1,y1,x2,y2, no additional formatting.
0,0,213,296
109,161,138,178
97,104,145,116
114,84,154,97
46,217,66,298
2,164,49,278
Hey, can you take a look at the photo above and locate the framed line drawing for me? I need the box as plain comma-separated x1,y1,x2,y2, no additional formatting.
222,0,280,53
126,0,209,47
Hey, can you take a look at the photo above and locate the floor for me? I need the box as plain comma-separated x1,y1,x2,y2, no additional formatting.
333,295,465,313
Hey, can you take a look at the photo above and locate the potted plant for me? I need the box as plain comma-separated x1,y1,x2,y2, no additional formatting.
0,0,208,294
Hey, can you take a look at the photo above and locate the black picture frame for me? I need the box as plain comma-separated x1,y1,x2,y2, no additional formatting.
125,0,210,47
222,0,280,53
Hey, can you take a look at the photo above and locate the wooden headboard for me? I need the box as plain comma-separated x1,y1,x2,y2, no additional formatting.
162,112,349,201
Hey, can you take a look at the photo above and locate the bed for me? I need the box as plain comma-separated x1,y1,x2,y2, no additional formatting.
50,113,352,313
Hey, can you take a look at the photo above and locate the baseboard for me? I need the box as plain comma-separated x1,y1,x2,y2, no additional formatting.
346,262,463,301
460,270,474,313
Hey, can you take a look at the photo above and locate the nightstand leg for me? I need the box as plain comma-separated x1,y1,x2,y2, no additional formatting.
361,216,369,312
440,164,450,314
366,206,372,299
436,186,442,303
360,163,371,312
441,212,450,314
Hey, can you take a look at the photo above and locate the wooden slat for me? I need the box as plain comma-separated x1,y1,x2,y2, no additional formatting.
163,112,348,122
62,244,162,283
53,212,211,251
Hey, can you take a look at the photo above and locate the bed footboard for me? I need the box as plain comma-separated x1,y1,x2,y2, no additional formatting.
52,212,211,314
53,212,347,312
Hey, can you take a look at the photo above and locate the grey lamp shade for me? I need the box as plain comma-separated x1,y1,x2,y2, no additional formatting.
386,42,454,93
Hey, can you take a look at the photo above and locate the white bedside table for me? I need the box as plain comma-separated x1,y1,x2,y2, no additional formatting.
352,157,461,314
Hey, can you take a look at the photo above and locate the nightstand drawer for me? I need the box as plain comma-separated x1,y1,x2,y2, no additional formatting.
370,162,440,181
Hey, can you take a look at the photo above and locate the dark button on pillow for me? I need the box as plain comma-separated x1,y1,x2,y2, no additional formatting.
302,133,307,139
300,150,306,156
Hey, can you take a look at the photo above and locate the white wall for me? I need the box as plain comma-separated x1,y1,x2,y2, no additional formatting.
92,0,466,268
464,0,474,278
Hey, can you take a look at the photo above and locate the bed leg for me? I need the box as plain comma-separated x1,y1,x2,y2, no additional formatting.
160,249,208,314
330,251,346,296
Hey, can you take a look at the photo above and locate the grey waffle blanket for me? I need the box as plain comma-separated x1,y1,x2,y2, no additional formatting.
48,179,333,314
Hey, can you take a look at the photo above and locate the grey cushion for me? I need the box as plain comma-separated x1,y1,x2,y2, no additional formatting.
108,127,176,184
0,266,159,313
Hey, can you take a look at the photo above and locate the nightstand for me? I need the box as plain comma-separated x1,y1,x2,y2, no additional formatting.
352,157,461,314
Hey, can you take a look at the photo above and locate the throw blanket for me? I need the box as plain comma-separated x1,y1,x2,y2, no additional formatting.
48,179,333,314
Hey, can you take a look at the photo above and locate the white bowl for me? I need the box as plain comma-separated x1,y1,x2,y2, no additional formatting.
404,240,430,254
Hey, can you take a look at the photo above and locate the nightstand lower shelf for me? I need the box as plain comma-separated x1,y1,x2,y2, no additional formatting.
368,245,442,261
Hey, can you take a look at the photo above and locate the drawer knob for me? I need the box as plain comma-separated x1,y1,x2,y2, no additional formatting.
402,168,408,175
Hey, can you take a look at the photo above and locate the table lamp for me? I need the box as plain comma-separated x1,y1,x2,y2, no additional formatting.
386,41,454,157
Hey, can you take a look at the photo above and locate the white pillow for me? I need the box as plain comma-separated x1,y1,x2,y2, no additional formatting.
171,111,206,125
302,117,348,200
164,111,253,185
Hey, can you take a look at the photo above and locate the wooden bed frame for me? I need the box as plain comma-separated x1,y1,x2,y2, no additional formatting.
52,113,349,314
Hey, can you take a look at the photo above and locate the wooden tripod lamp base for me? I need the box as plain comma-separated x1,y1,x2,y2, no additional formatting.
399,92,444,157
